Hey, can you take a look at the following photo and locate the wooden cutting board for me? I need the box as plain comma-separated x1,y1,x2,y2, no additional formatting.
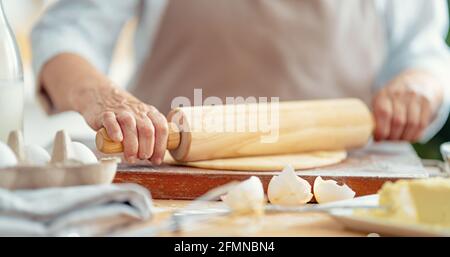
113,142,427,200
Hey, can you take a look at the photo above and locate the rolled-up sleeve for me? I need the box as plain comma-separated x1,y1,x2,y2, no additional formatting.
31,0,138,112
376,0,450,142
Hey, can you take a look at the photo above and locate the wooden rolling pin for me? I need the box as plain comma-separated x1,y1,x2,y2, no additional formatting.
96,98,374,162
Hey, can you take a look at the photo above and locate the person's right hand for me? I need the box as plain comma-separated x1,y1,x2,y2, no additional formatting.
39,53,168,164
79,83,169,164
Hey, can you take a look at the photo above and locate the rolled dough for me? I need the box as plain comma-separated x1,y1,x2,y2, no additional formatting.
164,150,347,171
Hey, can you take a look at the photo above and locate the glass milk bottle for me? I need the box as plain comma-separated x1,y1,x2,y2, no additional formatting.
0,0,24,143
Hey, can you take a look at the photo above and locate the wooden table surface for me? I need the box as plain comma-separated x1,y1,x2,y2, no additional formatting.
121,200,368,237
113,142,427,200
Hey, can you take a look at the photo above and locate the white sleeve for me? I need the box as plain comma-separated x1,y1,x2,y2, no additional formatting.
375,0,450,142
31,0,138,76
31,0,139,113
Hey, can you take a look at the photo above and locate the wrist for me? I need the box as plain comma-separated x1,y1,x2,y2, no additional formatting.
71,77,113,115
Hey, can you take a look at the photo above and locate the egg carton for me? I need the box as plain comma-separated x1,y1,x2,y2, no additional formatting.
0,130,119,190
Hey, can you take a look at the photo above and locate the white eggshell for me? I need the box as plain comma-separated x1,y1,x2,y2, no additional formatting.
0,141,18,168
268,165,313,206
24,145,51,165
71,142,98,164
221,176,265,214
313,176,355,204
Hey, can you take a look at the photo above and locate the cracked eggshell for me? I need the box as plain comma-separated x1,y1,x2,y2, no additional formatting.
313,176,355,204
0,141,18,168
24,145,51,165
221,176,265,215
268,165,313,206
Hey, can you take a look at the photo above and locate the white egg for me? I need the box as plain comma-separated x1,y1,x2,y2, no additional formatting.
24,145,51,165
50,130,98,165
221,176,265,215
268,165,313,206
0,141,18,168
313,176,355,204
71,142,98,164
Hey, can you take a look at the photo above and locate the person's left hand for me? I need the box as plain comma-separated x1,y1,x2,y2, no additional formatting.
372,69,444,142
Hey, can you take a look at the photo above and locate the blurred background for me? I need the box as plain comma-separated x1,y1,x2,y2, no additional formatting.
2,0,450,158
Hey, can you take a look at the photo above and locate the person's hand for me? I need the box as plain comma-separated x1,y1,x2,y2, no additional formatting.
39,53,168,164
79,84,169,164
372,69,444,142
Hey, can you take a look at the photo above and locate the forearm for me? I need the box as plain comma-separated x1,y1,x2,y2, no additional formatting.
39,53,168,164
30,0,165,164
376,0,450,141
39,53,113,114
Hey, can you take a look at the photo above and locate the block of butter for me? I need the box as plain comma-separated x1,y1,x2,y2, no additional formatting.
368,178,450,228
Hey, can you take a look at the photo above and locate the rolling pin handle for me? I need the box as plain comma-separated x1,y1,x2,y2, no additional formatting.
96,122,181,154
166,122,181,150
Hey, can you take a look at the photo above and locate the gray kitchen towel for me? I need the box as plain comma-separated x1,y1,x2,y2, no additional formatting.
0,183,153,236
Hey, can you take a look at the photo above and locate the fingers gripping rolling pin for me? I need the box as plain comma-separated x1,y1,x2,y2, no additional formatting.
96,99,374,162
